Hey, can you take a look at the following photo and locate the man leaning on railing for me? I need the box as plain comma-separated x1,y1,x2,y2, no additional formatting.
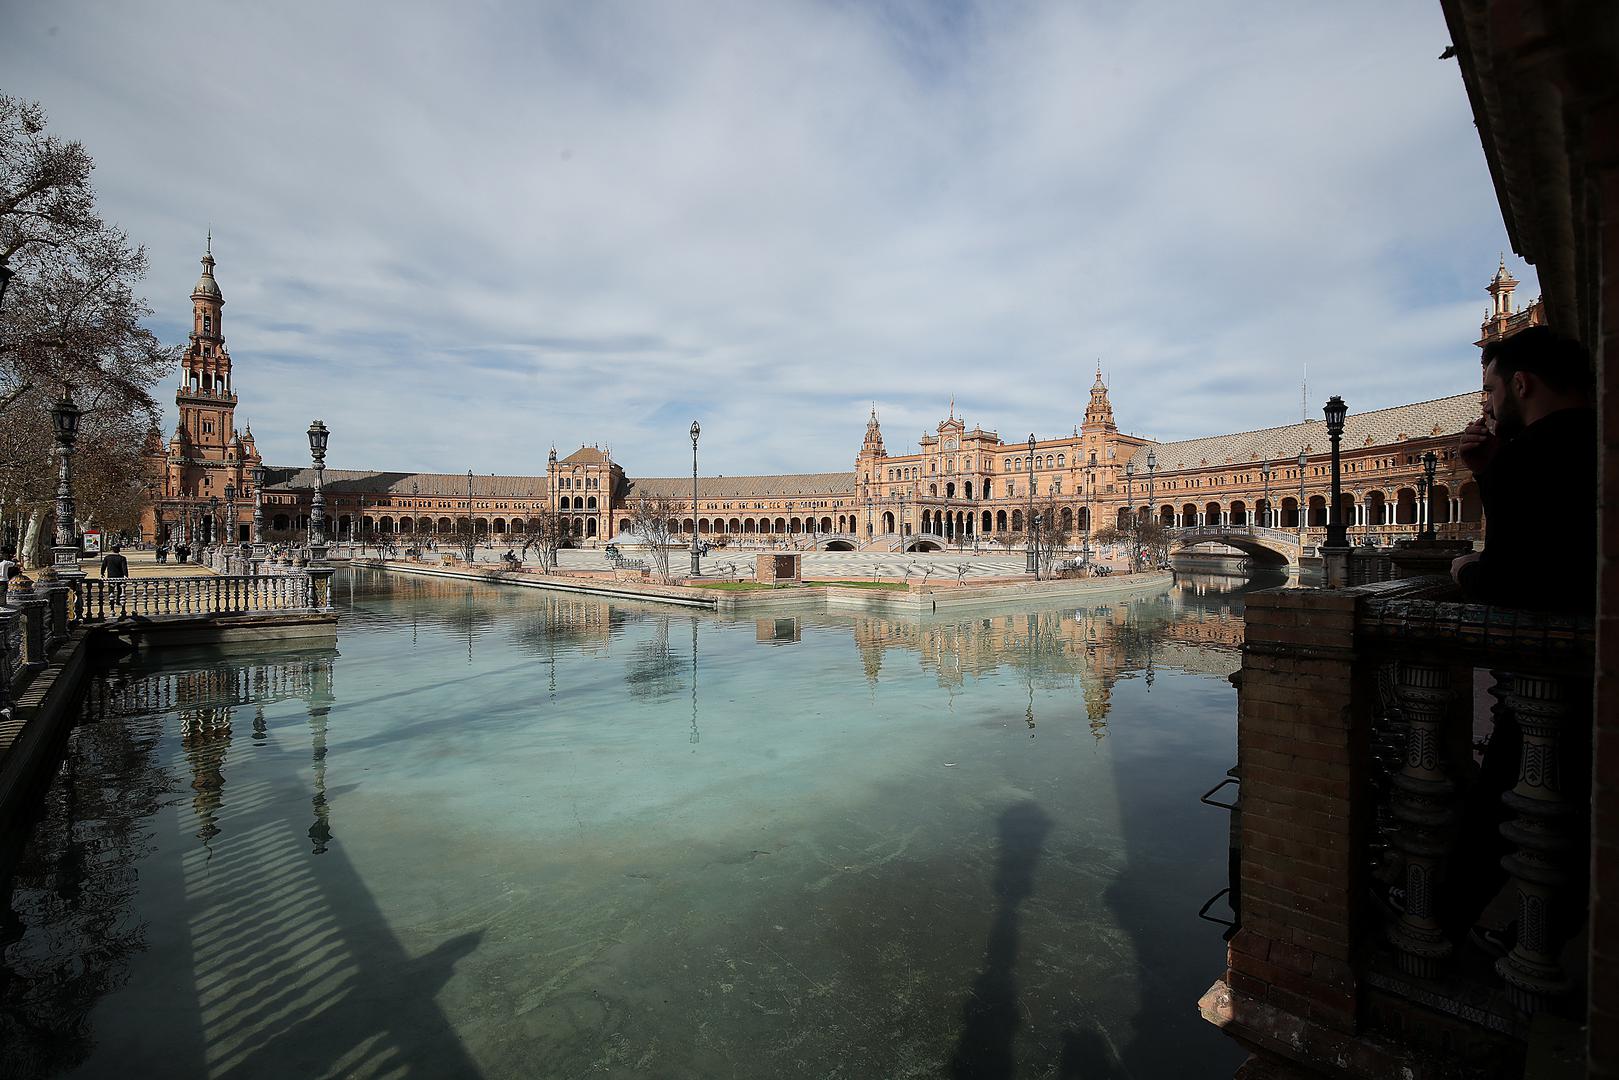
1443,325,1596,958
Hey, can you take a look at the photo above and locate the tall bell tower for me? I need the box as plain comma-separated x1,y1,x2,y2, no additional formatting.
177,233,237,453
143,236,260,544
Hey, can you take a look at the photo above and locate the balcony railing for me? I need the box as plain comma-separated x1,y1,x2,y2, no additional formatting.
1204,573,1594,1076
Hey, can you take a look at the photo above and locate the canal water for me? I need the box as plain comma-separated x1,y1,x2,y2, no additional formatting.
1,568,1278,1079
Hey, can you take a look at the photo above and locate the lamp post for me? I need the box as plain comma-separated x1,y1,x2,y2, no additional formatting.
358,491,366,554
866,495,873,539
306,420,329,561
251,465,266,550
49,386,84,576
209,496,220,553
1083,450,1096,567
1124,459,1137,573
690,420,701,577
1025,433,1036,574
1145,448,1157,564
464,468,475,563
1323,396,1348,550
1419,450,1439,540
1261,460,1273,528
1297,449,1307,536
225,483,237,548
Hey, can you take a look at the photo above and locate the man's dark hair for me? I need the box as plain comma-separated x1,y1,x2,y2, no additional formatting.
1481,326,1594,396
110,544,122,553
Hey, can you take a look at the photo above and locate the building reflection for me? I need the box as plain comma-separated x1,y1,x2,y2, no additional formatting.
92,650,341,855
1,648,337,1075
847,573,1252,731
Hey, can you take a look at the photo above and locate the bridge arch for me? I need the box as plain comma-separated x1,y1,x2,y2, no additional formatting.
1169,524,1301,568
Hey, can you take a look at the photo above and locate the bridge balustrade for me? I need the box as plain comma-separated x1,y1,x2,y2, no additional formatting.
76,571,333,623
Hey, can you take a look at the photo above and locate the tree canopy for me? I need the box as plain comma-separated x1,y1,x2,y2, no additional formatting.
1,95,173,555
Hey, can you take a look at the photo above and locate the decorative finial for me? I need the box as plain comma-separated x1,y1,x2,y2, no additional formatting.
949,396,955,420
207,226,212,256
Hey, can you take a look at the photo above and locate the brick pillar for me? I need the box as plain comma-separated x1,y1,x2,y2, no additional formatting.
1205,587,1368,1068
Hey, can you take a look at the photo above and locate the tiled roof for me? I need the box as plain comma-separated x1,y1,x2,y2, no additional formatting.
625,472,856,501
1125,392,1478,472
264,467,548,498
560,446,611,465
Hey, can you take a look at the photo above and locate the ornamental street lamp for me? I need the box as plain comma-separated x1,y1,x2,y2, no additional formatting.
1025,433,1037,574
1146,448,1157,563
251,465,266,547
1323,395,1349,550
306,419,330,560
1297,449,1308,536
866,495,873,538
465,468,476,563
1124,458,1137,573
1083,450,1097,567
1420,450,1439,539
1260,460,1273,528
209,495,220,550
690,420,701,577
49,385,83,575
225,483,237,548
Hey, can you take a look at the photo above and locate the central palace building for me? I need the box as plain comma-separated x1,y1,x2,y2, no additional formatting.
145,247,1531,551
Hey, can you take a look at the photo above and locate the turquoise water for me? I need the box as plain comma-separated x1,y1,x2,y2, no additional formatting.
2,569,1271,1079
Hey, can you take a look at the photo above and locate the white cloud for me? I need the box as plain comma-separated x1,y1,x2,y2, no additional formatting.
2,0,1530,476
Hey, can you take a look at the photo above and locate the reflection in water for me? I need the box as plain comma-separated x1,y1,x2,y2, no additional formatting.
0,650,341,1075
1,567,1277,1079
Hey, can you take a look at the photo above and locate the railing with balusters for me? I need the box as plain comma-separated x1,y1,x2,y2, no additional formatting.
1355,579,1592,1027
75,572,328,623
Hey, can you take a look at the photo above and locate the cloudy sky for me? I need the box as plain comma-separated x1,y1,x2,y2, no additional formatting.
3,1,1529,477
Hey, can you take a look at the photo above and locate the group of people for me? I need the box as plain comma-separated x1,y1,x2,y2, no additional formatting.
153,541,191,564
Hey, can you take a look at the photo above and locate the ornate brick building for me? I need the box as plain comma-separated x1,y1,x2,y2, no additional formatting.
147,248,1528,555
143,236,264,546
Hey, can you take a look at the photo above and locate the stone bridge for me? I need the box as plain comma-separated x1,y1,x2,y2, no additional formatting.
900,532,949,553
813,533,862,551
1168,524,1303,568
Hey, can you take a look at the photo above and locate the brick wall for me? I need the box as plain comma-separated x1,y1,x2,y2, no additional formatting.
1227,588,1365,1035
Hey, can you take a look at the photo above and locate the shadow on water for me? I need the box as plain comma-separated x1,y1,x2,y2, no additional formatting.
0,647,489,1080
1088,569,1284,1078
949,801,1052,1080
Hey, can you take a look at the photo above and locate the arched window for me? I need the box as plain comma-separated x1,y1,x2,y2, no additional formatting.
1057,454,1065,467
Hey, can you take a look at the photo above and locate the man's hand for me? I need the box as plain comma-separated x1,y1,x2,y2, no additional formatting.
1450,551,1480,584
1458,418,1497,475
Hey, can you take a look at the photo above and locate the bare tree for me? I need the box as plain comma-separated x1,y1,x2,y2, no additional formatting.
995,529,1020,556
627,492,680,582
515,507,569,573
1029,497,1073,579
1,97,173,563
